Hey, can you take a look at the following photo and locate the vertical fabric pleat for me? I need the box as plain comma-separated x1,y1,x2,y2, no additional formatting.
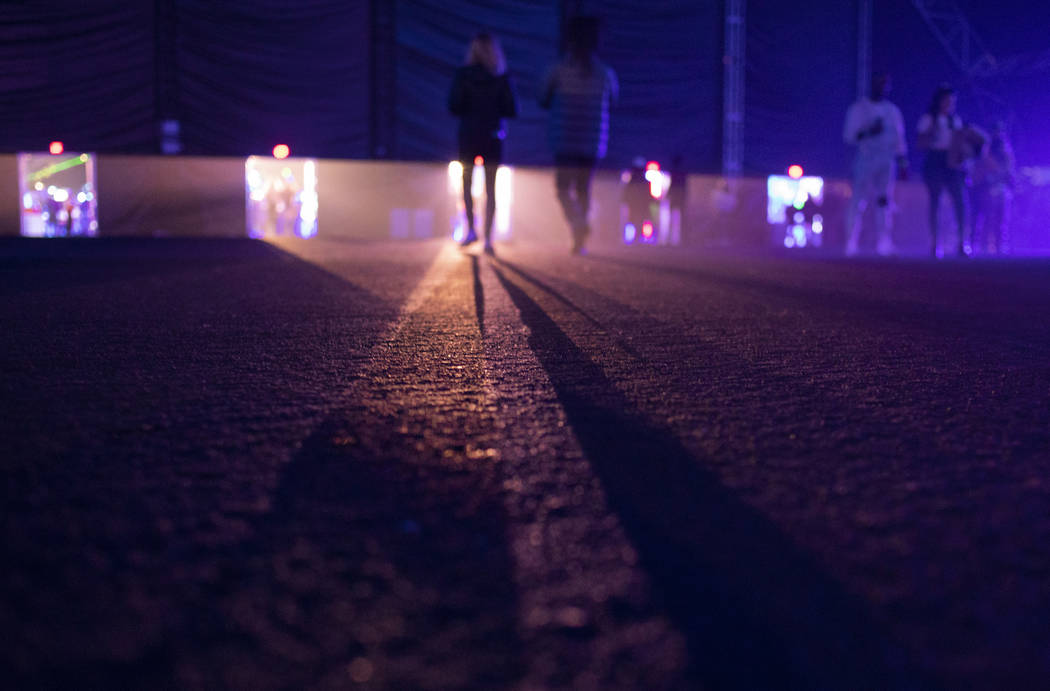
174,0,370,157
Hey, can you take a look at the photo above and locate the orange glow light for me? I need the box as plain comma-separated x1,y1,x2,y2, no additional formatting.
787,164,804,179
273,144,290,159
474,155,484,166
49,141,64,155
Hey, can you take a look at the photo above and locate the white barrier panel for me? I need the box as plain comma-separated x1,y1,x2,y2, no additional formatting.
0,154,1046,254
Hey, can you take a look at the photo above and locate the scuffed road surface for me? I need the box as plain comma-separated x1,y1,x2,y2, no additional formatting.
2,237,1049,689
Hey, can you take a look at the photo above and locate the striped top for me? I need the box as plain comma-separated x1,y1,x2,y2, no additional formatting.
539,57,619,159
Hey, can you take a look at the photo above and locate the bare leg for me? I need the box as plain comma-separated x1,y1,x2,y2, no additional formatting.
946,173,967,255
987,195,1005,254
846,157,872,256
555,165,581,231
462,163,476,239
926,178,944,256
483,163,498,243
567,165,594,253
845,195,865,256
875,195,894,255
874,159,896,255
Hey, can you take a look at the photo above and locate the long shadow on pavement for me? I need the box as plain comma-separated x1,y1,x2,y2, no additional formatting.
2,239,506,688
493,257,645,361
168,412,526,689
160,246,522,688
491,264,934,690
471,254,485,337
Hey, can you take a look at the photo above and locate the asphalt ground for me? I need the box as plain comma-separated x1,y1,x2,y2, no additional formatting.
2,236,1049,689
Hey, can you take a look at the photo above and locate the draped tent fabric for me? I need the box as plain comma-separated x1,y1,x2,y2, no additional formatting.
0,1,371,158
0,0,843,174
593,1,722,172
174,0,370,158
3,2,1045,171
0,2,155,153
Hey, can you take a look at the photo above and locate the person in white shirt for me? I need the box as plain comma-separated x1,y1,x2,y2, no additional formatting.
917,84,967,257
842,73,908,256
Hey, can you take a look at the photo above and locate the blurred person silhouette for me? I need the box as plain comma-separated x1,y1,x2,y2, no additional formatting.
45,193,63,237
622,156,652,240
448,32,517,254
668,154,687,244
917,84,969,257
267,169,301,236
842,72,908,256
539,15,619,255
972,122,1016,255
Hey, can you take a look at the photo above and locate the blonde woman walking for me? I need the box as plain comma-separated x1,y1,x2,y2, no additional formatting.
448,33,518,253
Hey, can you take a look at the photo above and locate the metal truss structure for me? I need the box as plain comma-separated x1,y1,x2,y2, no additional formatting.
911,0,1050,80
909,0,1026,124
722,0,745,181
909,0,999,77
972,48,1050,79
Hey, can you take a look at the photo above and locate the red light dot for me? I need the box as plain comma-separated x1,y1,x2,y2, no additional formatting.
273,144,290,159
646,160,659,171
474,155,484,166
788,164,804,179
642,221,654,238
49,141,64,155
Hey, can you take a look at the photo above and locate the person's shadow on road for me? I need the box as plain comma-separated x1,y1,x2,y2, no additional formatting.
490,263,935,690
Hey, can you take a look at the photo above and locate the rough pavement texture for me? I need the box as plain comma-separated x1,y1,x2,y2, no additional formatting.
2,236,1049,689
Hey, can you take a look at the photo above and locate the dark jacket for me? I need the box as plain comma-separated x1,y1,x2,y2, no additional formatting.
448,64,517,146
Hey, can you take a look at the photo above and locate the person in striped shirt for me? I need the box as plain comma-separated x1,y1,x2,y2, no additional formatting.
539,15,619,254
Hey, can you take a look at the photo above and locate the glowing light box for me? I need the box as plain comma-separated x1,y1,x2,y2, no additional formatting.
767,174,824,249
18,152,98,237
245,156,318,239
